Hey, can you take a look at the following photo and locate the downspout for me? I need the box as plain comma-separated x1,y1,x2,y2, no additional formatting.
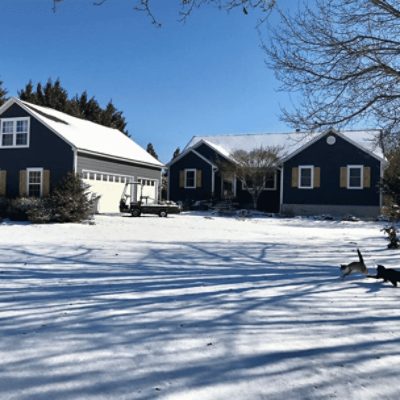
279,165,284,214
73,147,78,173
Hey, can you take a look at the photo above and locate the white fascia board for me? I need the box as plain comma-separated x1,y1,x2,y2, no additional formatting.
167,146,217,168
0,97,16,115
193,139,234,164
10,97,78,151
282,128,384,164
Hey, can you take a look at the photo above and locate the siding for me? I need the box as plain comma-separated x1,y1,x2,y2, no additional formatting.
282,133,381,207
169,150,213,202
0,103,74,197
77,153,162,180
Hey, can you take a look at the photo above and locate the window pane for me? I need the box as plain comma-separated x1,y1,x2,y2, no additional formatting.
29,171,41,184
2,121,13,134
16,120,28,133
265,173,275,189
300,168,312,187
186,171,195,187
16,133,27,145
2,134,13,146
349,168,361,187
28,184,41,197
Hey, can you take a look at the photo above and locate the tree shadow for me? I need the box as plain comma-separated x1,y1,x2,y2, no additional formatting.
0,237,399,399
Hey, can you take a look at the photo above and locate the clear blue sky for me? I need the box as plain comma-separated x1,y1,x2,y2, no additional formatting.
1,0,293,163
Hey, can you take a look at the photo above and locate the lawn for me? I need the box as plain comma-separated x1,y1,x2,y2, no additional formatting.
0,213,399,400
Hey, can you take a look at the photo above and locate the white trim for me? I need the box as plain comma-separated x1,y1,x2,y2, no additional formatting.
347,165,363,190
279,167,284,213
82,169,131,183
167,147,217,168
26,167,43,197
298,165,314,189
282,129,385,163
184,168,196,189
0,116,30,148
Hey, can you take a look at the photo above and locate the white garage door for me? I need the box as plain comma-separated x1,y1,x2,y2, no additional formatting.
137,178,158,204
82,171,131,213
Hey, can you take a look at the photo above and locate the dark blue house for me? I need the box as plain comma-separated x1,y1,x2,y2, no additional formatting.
168,130,385,218
0,97,163,212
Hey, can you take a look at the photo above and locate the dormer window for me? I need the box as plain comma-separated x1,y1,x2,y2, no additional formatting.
0,117,30,148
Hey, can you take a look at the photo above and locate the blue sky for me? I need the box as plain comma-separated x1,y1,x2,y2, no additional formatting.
1,0,293,163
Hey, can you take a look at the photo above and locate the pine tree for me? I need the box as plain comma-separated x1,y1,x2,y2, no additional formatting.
0,80,7,107
18,81,36,103
49,173,92,222
172,147,180,159
17,79,129,134
146,143,158,160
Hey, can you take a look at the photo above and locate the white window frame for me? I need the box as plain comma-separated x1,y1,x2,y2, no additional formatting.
184,169,196,189
347,165,363,189
27,167,43,197
298,165,314,189
0,117,30,148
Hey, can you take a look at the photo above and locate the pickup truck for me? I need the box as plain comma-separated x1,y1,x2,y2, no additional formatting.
119,182,181,217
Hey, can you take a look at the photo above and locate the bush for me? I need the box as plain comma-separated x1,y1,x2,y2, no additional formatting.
0,197,9,218
8,197,43,221
5,173,93,224
47,172,93,223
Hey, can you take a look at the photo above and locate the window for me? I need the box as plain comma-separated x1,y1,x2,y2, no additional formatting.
299,166,314,189
27,168,42,197
0,117,30,148
264,172,277,190
185,169,196,188
347,165,363,189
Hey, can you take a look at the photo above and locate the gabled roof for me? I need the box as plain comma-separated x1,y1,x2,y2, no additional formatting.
0,97,163,168
182,129,385,163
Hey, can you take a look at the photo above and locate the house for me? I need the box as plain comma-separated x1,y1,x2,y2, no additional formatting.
0,97,164,213
168,129,385,218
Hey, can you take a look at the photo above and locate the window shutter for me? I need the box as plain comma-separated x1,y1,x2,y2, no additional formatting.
291,167,298,188
340,167,347,188
43,170,50,196
363,166,371,188
0,171,6,196
196,169,202,188
19,170,27,197
314,167,320,188
179,171,184,188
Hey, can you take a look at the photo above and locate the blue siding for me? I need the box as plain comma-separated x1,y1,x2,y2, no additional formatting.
283,133,381,206
169,150,213,202
0,103,74,197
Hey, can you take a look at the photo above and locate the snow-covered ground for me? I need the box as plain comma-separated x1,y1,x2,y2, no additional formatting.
0,213,399,400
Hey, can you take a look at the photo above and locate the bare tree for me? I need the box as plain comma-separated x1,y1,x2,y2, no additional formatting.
53,0,275,26
265,0,400,139
219,146,281,209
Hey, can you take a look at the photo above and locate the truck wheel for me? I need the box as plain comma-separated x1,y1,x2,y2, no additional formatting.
131,209,141,217
159,210,168,218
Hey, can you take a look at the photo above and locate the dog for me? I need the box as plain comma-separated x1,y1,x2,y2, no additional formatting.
340,248,368,278
368,265,400,287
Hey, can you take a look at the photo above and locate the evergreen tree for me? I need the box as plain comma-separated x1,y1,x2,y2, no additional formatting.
18,79,129,135
0,80,7,107
146,143,158,160
18,81,35,103
49,173,93,223
172,147,180,159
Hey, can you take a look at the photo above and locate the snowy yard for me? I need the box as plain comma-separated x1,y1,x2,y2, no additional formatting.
1,213,399,400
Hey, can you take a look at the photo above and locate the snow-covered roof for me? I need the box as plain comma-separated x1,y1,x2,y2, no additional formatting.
6,98,163,168
184,130,384,162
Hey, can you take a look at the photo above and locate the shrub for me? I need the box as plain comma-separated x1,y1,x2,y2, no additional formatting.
48,172,93,223
0,197,9,218
8,197,43,221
